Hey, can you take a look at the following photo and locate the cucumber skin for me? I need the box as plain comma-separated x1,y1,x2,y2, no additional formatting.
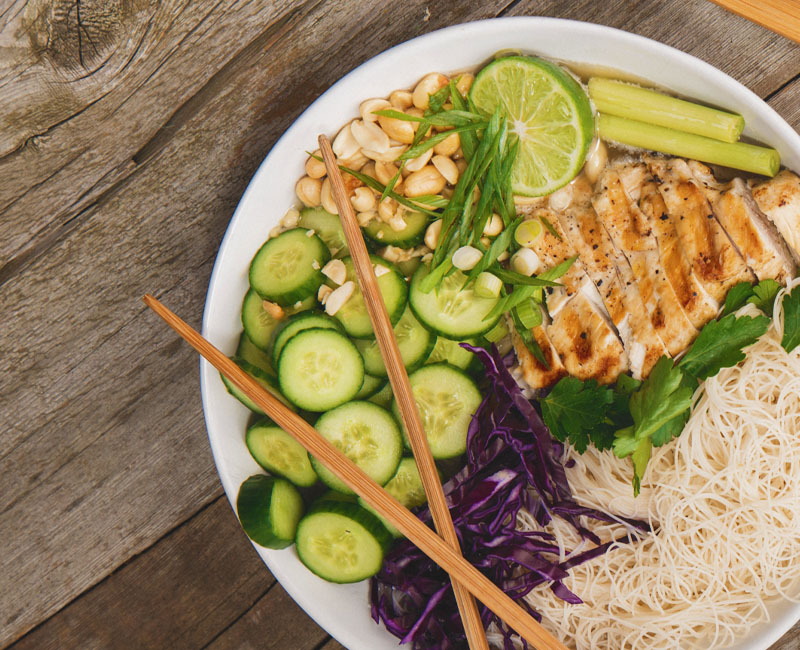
249,229,331,306
393,363,481,459
221,357,294,415
245,421,318,487
237,474,303,549
363,211,429,248
408,265,501,339
270,311,343,367
296,500,393,583
330,256,408,338
277,329,365,412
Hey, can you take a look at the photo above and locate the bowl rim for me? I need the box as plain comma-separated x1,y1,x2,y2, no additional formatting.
200,15,800,650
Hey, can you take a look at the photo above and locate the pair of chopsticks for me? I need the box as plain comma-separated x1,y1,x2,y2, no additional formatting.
144,134,566,650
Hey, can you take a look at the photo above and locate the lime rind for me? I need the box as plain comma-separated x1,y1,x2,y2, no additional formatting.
470,56,595,197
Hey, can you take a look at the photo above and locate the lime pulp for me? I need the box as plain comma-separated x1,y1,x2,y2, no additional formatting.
469,56,595,197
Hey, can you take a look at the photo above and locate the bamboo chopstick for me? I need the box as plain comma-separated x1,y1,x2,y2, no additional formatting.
143,295,567,650
709,0,800,44
317,135,489,650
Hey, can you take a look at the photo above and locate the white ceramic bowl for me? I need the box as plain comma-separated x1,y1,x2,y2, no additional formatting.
201,17,800,650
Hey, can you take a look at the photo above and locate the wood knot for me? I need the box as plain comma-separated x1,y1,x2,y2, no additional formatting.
26,0,143,73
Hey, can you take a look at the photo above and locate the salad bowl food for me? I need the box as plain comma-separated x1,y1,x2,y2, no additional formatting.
201,17,800,650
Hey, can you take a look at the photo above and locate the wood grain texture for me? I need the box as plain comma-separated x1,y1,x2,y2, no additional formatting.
7,497,273,650
710,0,800,44
1,0,799,648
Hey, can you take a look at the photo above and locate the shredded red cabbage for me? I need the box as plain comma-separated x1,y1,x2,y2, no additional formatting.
370,344,649,649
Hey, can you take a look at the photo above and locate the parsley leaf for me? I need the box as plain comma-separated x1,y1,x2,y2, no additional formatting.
539,377,614,453
748,278,781,317
678,313,769,380
720,281,754,317
781,286,800,353
628,356,694,446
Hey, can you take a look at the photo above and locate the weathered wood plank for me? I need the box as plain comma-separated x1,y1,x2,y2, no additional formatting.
769,76,800,132
7,497,272,650
0,0,308,272
203,581,331,650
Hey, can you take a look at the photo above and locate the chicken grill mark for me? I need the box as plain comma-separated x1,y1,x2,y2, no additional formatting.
514,156,799,389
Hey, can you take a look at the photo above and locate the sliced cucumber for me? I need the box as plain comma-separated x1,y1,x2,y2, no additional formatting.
393,363,482,459
245,421,317,487
359,457,428,538
354,306,434,377
354,374,386,400
328,256,408,338
364,211,429,248
236,474,304,549
237,332,275,377
278,328,364,412
295,499,392,583
249,228,330,306
298,207,348,258
397,257,422,279
271,311,342,366
427,336,481,374
409,266,501,338
311,401,402,493
241,289,281,351
221,357,294,414
368,380,394,408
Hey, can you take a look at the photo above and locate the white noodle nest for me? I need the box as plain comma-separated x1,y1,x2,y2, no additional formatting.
519,278,800,649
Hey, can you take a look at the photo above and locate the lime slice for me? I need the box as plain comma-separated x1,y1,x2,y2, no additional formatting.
470,56,595,197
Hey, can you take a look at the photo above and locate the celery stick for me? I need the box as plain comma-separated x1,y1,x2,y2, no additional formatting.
597,113,780,177
589,78,745,143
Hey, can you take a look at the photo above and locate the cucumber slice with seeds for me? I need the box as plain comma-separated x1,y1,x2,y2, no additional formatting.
271,311,342,366
221,357,294,414
368,380,394,408
329,256,407,338
354,306,433,377
427,336,481,374
409,266,501,339
311,401,402,494
298,207,348,257
245,421,317,487
364,210,429,248
237,474,304,549
359,457,429,538
278,328,364,412
354,374,386,400
249,228,330,306
237,332,275,377
295,499,391,583
392,363,481,459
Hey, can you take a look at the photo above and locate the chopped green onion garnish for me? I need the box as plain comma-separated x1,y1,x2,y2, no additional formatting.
475,272,502,298
514,219,544,247
515,298,542,329
484,317,510,343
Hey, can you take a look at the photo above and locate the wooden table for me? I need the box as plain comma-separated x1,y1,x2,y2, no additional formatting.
1,1,799,648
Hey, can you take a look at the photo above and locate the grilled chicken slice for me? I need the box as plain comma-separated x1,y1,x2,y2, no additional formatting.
593,165,700,355
546,279,629,384
526,209,630,383
511,311,567,390
688,161,796,283
646,157,756,302
526,208,584,317
751,169,800,261
556,176,666,378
